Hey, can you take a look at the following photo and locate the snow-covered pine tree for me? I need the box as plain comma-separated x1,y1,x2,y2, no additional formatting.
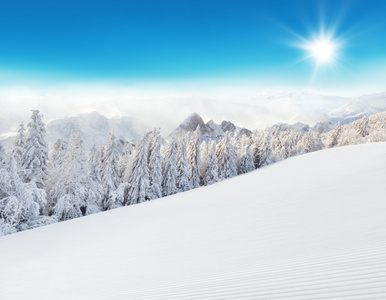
118,141,134,180
125,134,151,205
0,143,7,167
357,115,369,137
12,123,26,167
162,139,178,196
238,143,255,174
148,129,163,200
328,121,341,148
176,137,192,192
270,130,282,160
292,132,303,156
50,139,68,166
46,138,69,213
199,140,208,184
203,140,219,185
281,129,294,159
236,134,249,173
88,144,104,209
216,133,238,180
50,135,100,221
313,132,324,151
99,145,105,167
188,126,201,188
101,134,122,210
0,154,47,234
258,132,274,168
301,132,316,154
251,132,262,169
22,110,49,190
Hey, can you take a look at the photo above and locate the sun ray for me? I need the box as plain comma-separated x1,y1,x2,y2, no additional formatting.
293,27,343,75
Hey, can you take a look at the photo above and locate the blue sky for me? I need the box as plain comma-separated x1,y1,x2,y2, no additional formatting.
1,0,386,136
0,0,385,93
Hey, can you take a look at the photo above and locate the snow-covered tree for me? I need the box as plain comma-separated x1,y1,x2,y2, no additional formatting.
176,137,192,192
46,139,69,213
216,133,238,180
50,139,68,167
313,132,324,151
238,143,255,174
162,139,178,196
258,132,274,168
12,123,26,167
50,136,100,221
22,110,48,190
88,144,104,208
0,155,47,233
118,140,134,180
357,115,369,137
0,144,7,167
101,134,121,209
203,140,219,185
188,126,201,188
281,130,295,159
251,133,263,168
199,140,208,183
328,122,341,148
148,129,163,200
292,132,303,156
300,132,324,154
301,132,315,154
125,134,150,205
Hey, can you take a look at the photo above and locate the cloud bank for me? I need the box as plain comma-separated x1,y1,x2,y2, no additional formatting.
0,81,381,137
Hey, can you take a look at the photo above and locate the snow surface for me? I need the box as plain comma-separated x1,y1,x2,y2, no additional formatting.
1,143,386,299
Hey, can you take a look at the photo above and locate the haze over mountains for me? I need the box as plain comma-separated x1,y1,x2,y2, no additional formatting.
1,90,386,150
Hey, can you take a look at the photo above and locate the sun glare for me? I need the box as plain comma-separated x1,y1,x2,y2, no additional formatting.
294,29,342,72
309,38,335,63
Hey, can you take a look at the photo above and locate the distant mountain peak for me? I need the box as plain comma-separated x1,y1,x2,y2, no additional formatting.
178,112,206,132
220,121,236,133
169,113,252,140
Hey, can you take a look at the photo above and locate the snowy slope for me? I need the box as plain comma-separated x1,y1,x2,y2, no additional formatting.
1,143,386,299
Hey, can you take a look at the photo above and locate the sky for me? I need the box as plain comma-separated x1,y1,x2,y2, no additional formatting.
0,0,386,134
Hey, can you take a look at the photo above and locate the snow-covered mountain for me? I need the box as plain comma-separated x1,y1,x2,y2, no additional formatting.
1,90,386,150
46,111,151,149
169,112,252,140
328,92,386,125
1,142,385,299
249,90,386,127
0,111,152,151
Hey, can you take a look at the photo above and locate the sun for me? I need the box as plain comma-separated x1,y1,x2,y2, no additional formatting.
296,30,341,69
292,27,342,72
309,38,336,63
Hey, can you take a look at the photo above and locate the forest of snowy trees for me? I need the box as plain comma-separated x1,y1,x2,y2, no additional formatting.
1,110,385,236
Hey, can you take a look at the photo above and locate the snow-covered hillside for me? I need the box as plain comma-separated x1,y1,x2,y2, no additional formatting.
0,142,385,299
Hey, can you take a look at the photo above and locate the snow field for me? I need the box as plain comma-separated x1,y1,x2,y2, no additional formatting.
0,142,385,299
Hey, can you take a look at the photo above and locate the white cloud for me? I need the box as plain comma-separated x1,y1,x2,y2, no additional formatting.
0,80,383,137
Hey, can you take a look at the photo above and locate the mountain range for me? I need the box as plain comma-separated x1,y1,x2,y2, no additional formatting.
1,90,385,150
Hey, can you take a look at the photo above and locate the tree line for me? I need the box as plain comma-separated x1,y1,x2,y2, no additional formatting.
1,110,385,236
